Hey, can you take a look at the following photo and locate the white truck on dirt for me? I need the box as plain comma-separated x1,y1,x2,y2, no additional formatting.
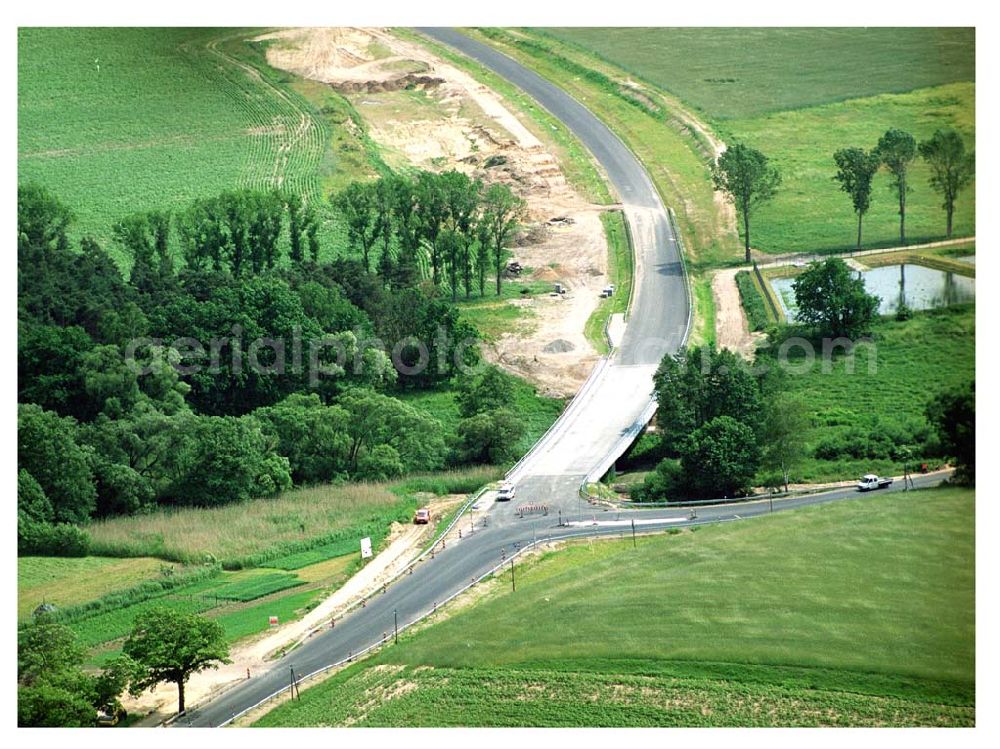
497,482,516,501
857,474,894,492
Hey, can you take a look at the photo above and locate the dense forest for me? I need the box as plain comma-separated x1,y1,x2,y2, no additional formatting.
17,172,527,554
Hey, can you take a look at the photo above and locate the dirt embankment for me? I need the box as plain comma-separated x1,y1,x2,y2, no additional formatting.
257,27,610,397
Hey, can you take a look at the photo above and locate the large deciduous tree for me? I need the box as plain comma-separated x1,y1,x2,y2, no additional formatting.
918,128,975,238
415,171,450,285
479,183,525,295
876,128,917,245
712,142,781,263
761,393,810,492
17,403,96,523
652,345,765,451
18,617,135,727
926,381,974,485
333,181,380,273
833,147,880,249
452,409,525,465
678,416,761,498
124,608,230,715
792,257,880,338
171,415,292,506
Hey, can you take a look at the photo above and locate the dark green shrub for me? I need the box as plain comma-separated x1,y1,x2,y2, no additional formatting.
735,270,771,331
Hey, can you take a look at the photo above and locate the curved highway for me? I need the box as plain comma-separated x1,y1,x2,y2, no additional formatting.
179,30,939,727
419,28,690,511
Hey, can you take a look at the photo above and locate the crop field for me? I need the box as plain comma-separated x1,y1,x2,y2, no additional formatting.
541,28,975,120
212,588,323,644
207,572,304,602
71,594,219,650
255,486,974,727
23,468,498,660
18,28,368,265
780,304,975,482
720,83,975,254
36,559,344,658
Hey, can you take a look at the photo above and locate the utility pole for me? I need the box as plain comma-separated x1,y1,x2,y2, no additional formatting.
510,559,515,592
631,518,636,549
289,666,299,700
393,609,398,644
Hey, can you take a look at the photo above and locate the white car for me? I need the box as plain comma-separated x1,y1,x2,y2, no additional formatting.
857,474,893,491
497,482,516,501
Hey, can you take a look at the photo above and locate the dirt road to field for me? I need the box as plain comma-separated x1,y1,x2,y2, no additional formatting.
712,268,764,358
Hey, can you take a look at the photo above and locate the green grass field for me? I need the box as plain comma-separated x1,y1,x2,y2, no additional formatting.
780,304,974,482
542,28,975,120
255,486,975,726
722,83,975,254
18,28,369,265
584,211,632,354
17,556,168,620
482,29,975,261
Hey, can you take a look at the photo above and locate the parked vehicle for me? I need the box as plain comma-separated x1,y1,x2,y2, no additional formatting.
497,482,516,501
857,474,893,492
96,707,127,727
413,508,431,524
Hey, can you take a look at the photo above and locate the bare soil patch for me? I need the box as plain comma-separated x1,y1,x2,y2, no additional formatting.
712,268,765,359
258,27,609,397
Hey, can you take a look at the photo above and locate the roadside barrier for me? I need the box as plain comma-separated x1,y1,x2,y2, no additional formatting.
516,504,548,518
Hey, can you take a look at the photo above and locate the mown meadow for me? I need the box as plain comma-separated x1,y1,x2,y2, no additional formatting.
479,28,975,260
542,27,975,120
719,83,975,254
255,486,975,726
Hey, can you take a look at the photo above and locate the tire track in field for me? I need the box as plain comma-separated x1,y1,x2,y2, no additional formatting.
178,32,326,200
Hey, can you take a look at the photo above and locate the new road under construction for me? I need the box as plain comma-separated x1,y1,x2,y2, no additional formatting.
179,29,952,727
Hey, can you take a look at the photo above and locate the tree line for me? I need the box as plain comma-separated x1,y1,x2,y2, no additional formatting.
17,180,528,553
334,170,525,299
713,127,974,261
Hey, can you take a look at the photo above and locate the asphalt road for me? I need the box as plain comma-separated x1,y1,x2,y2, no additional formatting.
179,31,931,726
415,29,691,512
181,471,948,727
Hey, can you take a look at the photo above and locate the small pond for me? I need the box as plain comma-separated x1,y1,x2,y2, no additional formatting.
772,263,975,320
